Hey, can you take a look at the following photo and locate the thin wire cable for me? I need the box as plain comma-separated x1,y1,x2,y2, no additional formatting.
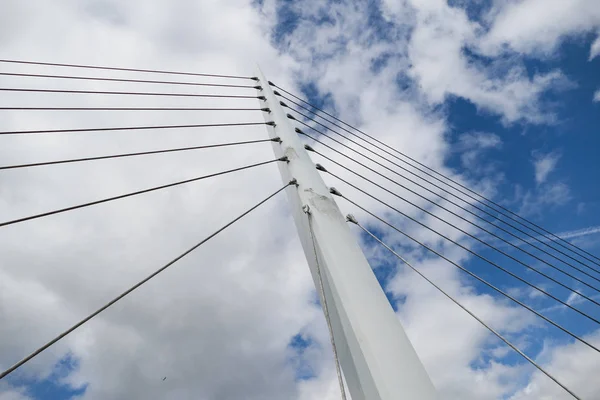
0,121,269,137
0,138,278,171
297,128,600,285
0,182,292,381
326,170,600,326
0,87,261,99
0,59,254,80
0,157,286,228
288,108,600,275
0,72,259,89
338,195,600,354
0,107,267,111
273,84,600,266
310,149,600,301
304,207,347,400
350,218,581,400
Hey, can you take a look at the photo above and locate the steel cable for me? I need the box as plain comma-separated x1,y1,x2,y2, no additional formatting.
0,121,271,137
350,217,581,400
272,83,600,267
294,125,600,285
0,157,287,228
324,168,600,326
336,194,600,354
285,108,600,276
0,181,292,381
0,72,260,89
0,138,279,171
308,148,600,301
0,59,255,80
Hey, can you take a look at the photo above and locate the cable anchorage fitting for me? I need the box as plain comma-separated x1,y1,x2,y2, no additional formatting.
315,163,327,172
295,127,304,135
261,107,271,113
278,156,289,162
329,187,342,197
257,96,266,101
302,204,311,215
289,178,298,187
254,86,263,90
265,121,276,127
279,101,288,108
346,214,358,224
273,90,281,96
304,144,315,152
271,137,282,143
250,77,259,81
268,81,275,86
286,113,296,120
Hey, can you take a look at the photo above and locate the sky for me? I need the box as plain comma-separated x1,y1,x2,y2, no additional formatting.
0,0,600,399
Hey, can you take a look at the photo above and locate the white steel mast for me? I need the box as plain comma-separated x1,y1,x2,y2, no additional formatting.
256,68,437,400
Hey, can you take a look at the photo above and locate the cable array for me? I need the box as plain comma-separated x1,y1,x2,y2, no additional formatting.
273,82,600,399
0,60,283,380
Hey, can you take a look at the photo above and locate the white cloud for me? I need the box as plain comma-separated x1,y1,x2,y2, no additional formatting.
594,89,600,102
0,1,597,399
590,34,600,60
532,151,561,184
481,0,600,56
509,332,600,400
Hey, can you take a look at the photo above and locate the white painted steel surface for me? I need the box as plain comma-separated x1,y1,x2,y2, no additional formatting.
256,68,437,400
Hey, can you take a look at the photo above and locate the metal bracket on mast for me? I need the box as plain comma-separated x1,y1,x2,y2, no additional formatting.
255,67,437,400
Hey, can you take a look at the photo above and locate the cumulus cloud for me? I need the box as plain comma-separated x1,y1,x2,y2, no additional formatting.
1,1,597,400
532,150,561,184
594,89,600,102
481,0,600,56
590,34,600,60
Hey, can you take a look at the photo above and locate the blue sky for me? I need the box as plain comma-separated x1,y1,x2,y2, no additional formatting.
1,0,600,399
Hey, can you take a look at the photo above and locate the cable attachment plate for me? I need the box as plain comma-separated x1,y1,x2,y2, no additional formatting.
295,127,304,134
289,178,298,187
286,113,296,120
315,163,327,172
261,107,271,113
257,96,266,101
271,137,282,143
304,144,315,152
279,101,288,108
329,187,342,197
346,214,358,224
254,86,263,90
302,204,311,214
273,90,281,96
265,121,276,127
268,81,275,86
250,77,259,81
278,156,289,162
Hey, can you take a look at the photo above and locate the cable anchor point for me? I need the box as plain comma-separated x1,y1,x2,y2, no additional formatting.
304,144,315,152
279,101,288,108
257,95,266,101
295,127,304,135
289,178,299,187
286,113,296,120
315,163,327,172
329,187,343,197
278,156,289,163
261,107,271,113
265,121,276,127
254,85,263,90
271,137,282,143
273,90,281,96
346,214,358,224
